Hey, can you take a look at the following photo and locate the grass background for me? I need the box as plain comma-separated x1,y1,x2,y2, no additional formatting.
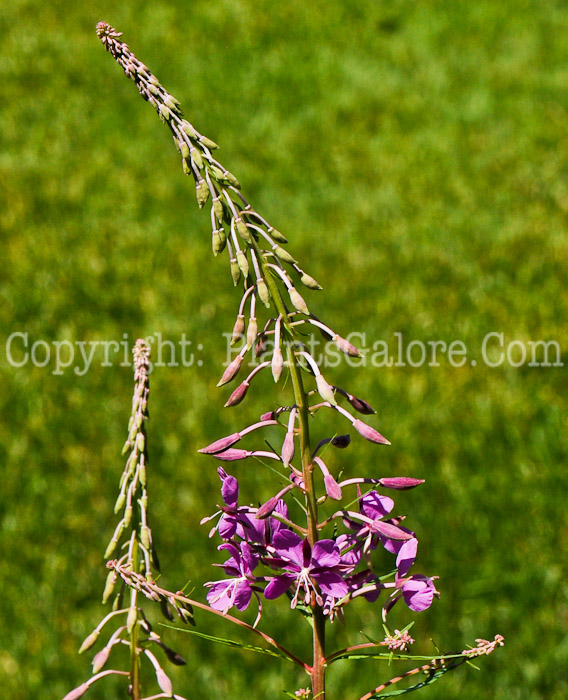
1,0,567,698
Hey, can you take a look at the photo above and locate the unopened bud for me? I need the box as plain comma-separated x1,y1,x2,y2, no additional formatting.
236,250,249,278
281,431,295,467
230,258,241,286
218,354,244,386
222,170,240,188
346,393,375,415
261,411,277,421
199,135,219,150
78,630,99,654
140,524,151,550
127,606,138,634
268,227,288,244
353,419,390,445
288,286,309,314
212,228,226,255
316,375,336,405
272,347,284,382
92,645,111,674
231,314,245,344
300,272,322,290
182,157,191,175
273,244,297,264
199,432,241,454
224,380,250,407
213,196,225,222
333,334,360,357
190,146,203,170
180,141,190,159
160,597,175,621
256,278,271,307
62,683,89,700
156,668,173,695
102,570,117,604
235,217,253,243
196,179,209,208
324,474,342,500
114,491,126,513
256,497,279,519
246,317,258,348
378,477,425,490
213,448,249,461
255,333,268,356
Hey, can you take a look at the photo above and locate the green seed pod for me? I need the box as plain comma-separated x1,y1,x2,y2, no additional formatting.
256,278,271,307
136,432,146,452
235,217,253,243
139,460,147,487
236,250,249,278
148,83,160,96
182,158,191,175
104,519,126,559
300,272,322,290
114,491,126,514
196,179,210,208
123,504,133,528
78,629,100,654
268,227,288,244
230,258,241,286
141,524,151,551
180,142,190,159
273,244,297,264
121,439,131,456
289,286,309,314
199,135,219,150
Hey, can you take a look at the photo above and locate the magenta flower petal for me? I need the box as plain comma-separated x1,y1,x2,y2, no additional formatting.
264,574,295,599
312,540,341,568
221,474,239,507
402,575,437,612
360,491,394,519
233,580,253,611
396,537,418,577
314,571,348,598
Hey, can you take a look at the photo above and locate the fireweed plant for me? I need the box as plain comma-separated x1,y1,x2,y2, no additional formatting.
63,21,505,700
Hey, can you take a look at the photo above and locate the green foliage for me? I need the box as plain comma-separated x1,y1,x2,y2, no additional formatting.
1,1,567,699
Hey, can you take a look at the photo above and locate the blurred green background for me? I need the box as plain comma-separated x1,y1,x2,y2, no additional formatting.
1,0,567,698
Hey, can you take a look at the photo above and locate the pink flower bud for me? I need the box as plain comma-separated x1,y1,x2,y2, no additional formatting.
333,334,360,357
261,410,277,421
272,347,284,382
316,374,337,405
281,431,295,468
379,477,425,490
198,433,241,454
224,380,249,407
231,314,245,344
346,393,375,415
217,354,244,386
370,520,413,540
324,474,343,500
213,448,249,461
256,497,279,519
353,419,390,445
62,685,89,700
331,434,351,448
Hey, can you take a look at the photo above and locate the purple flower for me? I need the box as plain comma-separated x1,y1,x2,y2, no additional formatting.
398,574,438,612
205,541,259,614
264,531,350,608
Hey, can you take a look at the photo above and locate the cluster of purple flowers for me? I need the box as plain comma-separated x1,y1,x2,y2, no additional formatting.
201,463,438,624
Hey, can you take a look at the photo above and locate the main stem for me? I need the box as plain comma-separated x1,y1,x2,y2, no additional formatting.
257,253,326,699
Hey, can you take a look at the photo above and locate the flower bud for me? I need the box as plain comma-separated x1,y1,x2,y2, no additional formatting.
333,334,360,357
213,196,225,222
272,347,284,382
288,286,309,314
255,333,268,357
102,569,117,604
331,434,351,449
196,179,209,208
273,244,297,264
316,374,337,405
213,448,249,461
236,250,249,278
256,497,279,519
181,121,198,139
127,606,138,633
379,477,425,490
261,410,277,421
246,316,258,348
180,141,190,159
92,646,111,674
223,170,241,188
62,684,89,700
268,227,288,244
346,393,375,415
190,146,203,170
230,258,241,286
281,431,295,468
235,217,253,243
217,354,244,386
199,135,219,150
78,629,99,654
300,272,322,290
224,380,250,407
231,314,245,344
212,228,226,255
324,474,342,500
256,278,271,307
199,432,241,454
352,419,390,445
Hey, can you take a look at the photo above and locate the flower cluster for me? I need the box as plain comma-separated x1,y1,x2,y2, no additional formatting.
201,456,438,627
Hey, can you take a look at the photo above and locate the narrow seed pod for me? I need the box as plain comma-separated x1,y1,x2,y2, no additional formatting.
236,250,249,278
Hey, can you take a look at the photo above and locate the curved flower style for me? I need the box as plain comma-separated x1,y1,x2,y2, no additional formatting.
205,541,259,614
265,531,350,608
